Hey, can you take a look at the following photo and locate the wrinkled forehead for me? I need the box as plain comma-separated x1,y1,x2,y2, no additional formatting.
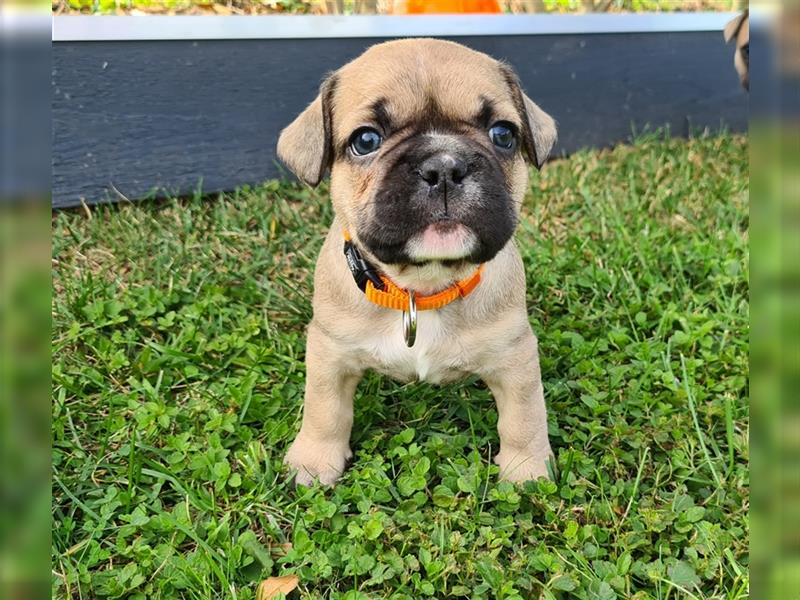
330,44,519,144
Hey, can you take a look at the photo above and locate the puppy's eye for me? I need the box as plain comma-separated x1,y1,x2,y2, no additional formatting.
489,122,516,150
350,128,383,156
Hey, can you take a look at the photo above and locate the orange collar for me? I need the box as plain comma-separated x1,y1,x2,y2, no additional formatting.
343,230,484,312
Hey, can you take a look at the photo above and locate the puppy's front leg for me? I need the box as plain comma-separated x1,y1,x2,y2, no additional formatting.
484,329,553,483
284,324,361,486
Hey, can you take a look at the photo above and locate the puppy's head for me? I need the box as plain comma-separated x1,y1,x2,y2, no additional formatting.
278,38,556,269
724,10,749,91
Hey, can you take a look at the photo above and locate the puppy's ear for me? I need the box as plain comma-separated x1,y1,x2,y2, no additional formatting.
724,10,748,43
499,63,557,169
520,94,558,169
277,74,337,186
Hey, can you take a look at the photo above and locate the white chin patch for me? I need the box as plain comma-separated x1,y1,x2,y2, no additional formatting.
406,223,477,262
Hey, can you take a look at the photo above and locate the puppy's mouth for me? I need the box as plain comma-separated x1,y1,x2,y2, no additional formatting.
405,221,477,263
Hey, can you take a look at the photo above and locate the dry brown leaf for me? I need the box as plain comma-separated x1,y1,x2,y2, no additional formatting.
256,575,299,600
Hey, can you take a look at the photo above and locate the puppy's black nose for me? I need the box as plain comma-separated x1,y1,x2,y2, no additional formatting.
419,154,468,188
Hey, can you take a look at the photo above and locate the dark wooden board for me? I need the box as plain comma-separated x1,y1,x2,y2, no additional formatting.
52,31,747,208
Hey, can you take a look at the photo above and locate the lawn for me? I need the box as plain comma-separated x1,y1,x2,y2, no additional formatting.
51,132,749,599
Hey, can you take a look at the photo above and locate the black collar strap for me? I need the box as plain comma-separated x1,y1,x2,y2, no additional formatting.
343,239,385,292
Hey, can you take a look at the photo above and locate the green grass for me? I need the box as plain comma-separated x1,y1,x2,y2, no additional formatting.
51,132,749,599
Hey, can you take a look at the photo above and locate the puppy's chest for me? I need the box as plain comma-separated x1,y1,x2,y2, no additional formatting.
358,311,471,384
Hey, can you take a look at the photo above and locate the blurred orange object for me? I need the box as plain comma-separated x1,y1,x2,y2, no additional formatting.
389,0,501,14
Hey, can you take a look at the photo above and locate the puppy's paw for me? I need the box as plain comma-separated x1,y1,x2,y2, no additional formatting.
495,447,552,483
284,436,352,487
